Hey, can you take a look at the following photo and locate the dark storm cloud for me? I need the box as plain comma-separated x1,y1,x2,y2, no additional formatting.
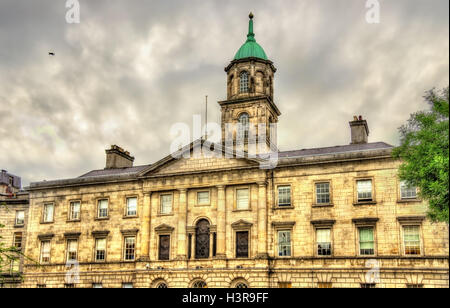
0,0,448,186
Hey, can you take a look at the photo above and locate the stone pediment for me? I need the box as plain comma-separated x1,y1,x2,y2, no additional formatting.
231,219,253,229
155,224,175,232
139,140,261,177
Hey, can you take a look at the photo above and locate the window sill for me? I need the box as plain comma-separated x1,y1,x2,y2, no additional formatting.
95,217,109,221
195,204,211,207
353,201,377,206
40,221,54,224
66,219,81,223
14,224,25,228
397,199,421,203
158,213,174,217
312,203,334,208
123,215,138,219
273,206,294,210
233,209,252,212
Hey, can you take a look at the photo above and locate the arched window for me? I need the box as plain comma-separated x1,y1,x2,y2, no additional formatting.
156,282,168,288
232,279,249,288
238,113,250,140
240,71,249,93
192,280,207,288
195,219,210,259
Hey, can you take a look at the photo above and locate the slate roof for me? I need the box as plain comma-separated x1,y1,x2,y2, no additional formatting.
78,165,150,178
278,142,393,159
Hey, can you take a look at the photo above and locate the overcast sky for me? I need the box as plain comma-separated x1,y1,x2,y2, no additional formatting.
0,0,448,186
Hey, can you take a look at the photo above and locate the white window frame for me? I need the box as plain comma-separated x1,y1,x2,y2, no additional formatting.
94,237,107,262
239,71,249,93
315,182,331,205
235,187,250,210
197,191,210,206
66,239,78,262
400,181,418,200
402,225,422,256
358,227,375,256
277,230,292,257
69,201,81,221
277,185,291,207
316,228,332,256
123,236,136,261
42,203,54,223
15,210,25,226
40,240,51,264
125,196,138,217
160,193,173,214
97,199,109,218
356,179,374,202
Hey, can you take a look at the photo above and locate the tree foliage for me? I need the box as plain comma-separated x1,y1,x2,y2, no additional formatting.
393,87,449,222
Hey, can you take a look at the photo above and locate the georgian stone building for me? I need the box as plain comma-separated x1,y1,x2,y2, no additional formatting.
20,14,448,288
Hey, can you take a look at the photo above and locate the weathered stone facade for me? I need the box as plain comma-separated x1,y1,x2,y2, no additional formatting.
12,14,450,288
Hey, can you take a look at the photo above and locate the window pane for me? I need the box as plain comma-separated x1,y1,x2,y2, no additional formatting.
316,183,330,204
124,237,135,260
197,191,210,205
278,186,291,206
359,227,375,255
95,238,106,261
67,240,77,261
43,204,54,222
316,229,332,256
403,226,421,255
240,72,249,93
70,201,80,220
161,194,172,214
278,231,291,257
126,197,137,216
236,188,249,210
357,180,373,201
400,181,417,199
15,210,24,225
40,241,50,263
98,200,108,217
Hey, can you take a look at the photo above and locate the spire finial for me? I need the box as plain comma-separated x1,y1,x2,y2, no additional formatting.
247,12,255,42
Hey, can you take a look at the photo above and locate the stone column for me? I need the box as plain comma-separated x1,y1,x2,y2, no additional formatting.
176,188,187,259
257,182,268,258
140,192,151,260
216,185,226,258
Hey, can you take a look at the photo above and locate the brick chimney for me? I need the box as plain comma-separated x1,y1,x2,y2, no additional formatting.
349,115,369,144
105,145,134,169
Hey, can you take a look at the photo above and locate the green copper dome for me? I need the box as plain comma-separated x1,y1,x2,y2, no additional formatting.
234,13,268,61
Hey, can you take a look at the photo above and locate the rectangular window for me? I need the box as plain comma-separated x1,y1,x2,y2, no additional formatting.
318,282,332,288
40,240,50,264
69,201,80,220
278,186,291,207
236,188,249,210
160,194,173,214
236,231,249,258
15,210,24,226
13,233,23,250
278,230,291,257
92,283,103,288
95,238,106,262
316,182,330,204
400,181,417,199
359,227,375,255
43,204,54,222
97,199,108,218
126,197,137,216
316,228,332,256
197,191,210,205
66,239,78,262
37,284,46,288
124,236,136,261
407,284,424,288
361,283,376,288
403,225,421,255
122,283,133,288
158,235,170,261
357,180,373,202
64,284,75,288
278,282,292,288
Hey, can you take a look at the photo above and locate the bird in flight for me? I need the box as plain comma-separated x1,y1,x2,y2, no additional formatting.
48,52,55,56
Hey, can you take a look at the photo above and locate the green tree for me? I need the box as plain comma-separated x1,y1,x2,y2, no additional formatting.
393,87,449,222
0,202,22,280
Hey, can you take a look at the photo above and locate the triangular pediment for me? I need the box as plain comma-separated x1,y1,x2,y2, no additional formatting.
139,139,262,177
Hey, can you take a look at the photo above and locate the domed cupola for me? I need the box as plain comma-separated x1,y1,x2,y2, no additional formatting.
234,13,268,60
